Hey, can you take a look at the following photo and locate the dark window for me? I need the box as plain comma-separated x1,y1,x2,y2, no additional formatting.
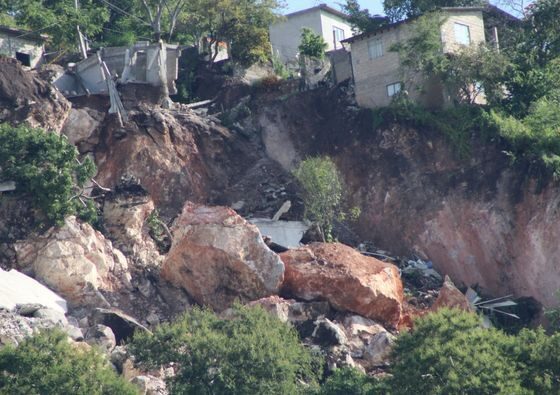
15,52,31,67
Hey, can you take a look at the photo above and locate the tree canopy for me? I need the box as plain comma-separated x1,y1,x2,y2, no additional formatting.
0,330,137,395
129,304,321,394
383,0,487,22
342,0,388,33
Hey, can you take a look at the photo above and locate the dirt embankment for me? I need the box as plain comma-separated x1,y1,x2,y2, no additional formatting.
0,57,70,132
250,84,560,308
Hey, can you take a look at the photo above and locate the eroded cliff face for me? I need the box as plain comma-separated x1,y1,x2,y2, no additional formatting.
253,86,560,308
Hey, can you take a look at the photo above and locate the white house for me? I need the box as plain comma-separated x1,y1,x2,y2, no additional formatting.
269,4,354,62
0,25,46,68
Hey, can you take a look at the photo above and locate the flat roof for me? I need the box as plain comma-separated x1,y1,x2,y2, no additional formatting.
284,3,349,21
0,25,48,42
342,6,492,44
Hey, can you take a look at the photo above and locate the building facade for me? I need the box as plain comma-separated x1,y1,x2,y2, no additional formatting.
343,8,487,109
0,26,46,68
269,4,354,63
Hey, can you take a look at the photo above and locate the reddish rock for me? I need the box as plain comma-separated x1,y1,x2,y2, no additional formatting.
94,105,258,218
280,243,403,328
161,202,284,311
432,275,474,313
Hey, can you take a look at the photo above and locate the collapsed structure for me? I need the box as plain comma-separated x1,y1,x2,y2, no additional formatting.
53,42,181,123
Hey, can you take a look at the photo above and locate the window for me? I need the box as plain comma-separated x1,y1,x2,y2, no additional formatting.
333,26,345,49
15,52,31,67
454,23,471,45
387,82,402,97
368,39,383,59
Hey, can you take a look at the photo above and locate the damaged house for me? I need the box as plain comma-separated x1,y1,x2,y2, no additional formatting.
53,42,181,122
0,25,47,68
342,7,487,109
340,6,515,109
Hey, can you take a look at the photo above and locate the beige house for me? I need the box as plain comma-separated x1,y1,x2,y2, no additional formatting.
269,4,354,63
342,8,487,109
0,26,46,68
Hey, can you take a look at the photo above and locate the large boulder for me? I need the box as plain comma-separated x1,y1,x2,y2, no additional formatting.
61,107,104,151
14,216,131,307
432,275,474,312
280,243,403,328
103,182,164,267
161,202,284,310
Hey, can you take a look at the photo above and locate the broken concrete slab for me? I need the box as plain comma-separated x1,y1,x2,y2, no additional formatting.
249,218,309,249
0,268,67,314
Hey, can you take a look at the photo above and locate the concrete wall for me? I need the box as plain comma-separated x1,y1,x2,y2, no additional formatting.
441,10,486,53
351,24,413,109
270,10,352,63
319,10,354,52
0,35,44,68
351,10,486,109
329,48,353,84
270,11,323,62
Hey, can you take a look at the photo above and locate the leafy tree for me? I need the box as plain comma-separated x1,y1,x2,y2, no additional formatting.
0,330,138,395
383,0,487,22
320,368,385,394
0,123,97,225
129,305,321,394
1,0,109,54
175,0,281,65
292,156,347,241
298,27,328,59
501,0,560,115
388,309,527,395
513,327,560,394
342,0,388,33
487,97,560,176
392,12,510,106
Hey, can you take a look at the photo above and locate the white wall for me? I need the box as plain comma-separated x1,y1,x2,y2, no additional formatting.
319,10,353,52
270,11,323,62
0,35,44,68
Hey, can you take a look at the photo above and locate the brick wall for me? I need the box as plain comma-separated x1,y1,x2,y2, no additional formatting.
351,9,486,109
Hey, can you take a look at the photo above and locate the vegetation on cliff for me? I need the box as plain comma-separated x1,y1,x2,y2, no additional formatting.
0,124,97,226
0,330,137,395
129,304,321,394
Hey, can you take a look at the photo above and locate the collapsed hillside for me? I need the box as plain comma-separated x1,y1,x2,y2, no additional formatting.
246,84,560,309
3,58,560,313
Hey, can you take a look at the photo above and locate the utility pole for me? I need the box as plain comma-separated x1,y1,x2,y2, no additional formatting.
75,0,88,59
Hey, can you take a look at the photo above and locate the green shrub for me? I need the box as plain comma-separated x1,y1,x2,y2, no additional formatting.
0,123,97,225
320,368,384,395
0,330,137,395
388,309,529,394
129,304,321,395
373,100,491,157
292,156,344,241
487,98,560,176
298,28,327,59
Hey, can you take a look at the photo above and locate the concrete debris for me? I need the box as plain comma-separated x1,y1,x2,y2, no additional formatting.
0,181,16,192
53,42,181,98
250,218,309,249
402,258,443,281
0,267,67,314
272,200,292,221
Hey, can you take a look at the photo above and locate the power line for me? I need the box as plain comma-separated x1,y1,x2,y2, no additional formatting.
97,0,151,26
